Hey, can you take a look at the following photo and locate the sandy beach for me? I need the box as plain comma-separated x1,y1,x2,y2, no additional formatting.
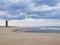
0,27,60,45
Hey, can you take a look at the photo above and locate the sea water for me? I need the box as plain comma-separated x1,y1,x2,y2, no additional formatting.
17,26,60,33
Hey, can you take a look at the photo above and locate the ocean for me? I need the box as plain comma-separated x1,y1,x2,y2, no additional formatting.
17,26,60,33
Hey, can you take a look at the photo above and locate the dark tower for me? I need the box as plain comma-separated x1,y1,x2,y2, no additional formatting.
6,20,8,27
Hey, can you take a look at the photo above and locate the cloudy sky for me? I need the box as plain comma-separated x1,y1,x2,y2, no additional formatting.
0,0,60,26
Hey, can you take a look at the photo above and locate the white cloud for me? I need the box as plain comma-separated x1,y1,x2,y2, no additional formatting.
53,3,60,9
0,11,8,16
27,2,60,11
0,11,20,19
28,3,52,11
0,20,5,26
0,0,60,20
3,0,31,4
6,15,19,18
3,0,22,3
0,18,60,26
8,18,60,27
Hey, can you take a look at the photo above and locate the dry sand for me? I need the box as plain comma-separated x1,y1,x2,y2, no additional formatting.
0,27,60,45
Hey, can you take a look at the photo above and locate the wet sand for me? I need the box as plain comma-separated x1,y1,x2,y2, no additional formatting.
0,27,60,45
